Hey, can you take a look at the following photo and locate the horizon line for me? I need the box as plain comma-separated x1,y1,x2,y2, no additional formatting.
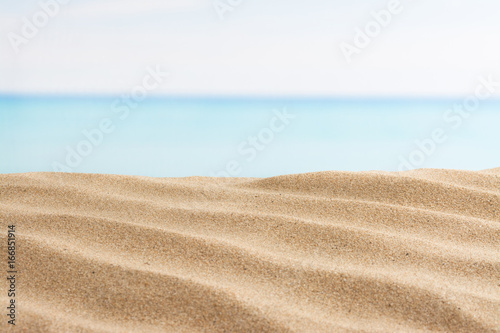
2,93,500,102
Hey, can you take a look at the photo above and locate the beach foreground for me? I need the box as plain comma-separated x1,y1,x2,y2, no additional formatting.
1,169,499,332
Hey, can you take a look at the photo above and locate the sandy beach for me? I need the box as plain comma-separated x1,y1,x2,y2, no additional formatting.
1,169,499,332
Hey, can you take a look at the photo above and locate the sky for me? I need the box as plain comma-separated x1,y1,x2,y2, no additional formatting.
1,0,500,97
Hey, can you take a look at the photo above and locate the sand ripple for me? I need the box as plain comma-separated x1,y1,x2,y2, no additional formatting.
1,170,499,332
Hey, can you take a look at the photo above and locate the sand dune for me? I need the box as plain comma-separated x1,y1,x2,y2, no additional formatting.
1,169,499,332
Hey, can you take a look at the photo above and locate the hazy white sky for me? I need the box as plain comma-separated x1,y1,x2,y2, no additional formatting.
1,0,500,96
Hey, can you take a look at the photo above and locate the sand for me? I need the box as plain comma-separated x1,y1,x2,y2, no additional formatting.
1,169,499,332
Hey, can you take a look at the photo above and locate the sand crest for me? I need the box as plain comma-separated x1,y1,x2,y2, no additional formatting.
1,169,499,332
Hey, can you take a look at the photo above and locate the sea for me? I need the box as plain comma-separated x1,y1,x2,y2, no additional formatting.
1,95,498,177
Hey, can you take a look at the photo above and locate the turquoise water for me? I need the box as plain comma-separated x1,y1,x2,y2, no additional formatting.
1,96,499,177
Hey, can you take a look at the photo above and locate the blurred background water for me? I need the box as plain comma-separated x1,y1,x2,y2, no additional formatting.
1,95,499,177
